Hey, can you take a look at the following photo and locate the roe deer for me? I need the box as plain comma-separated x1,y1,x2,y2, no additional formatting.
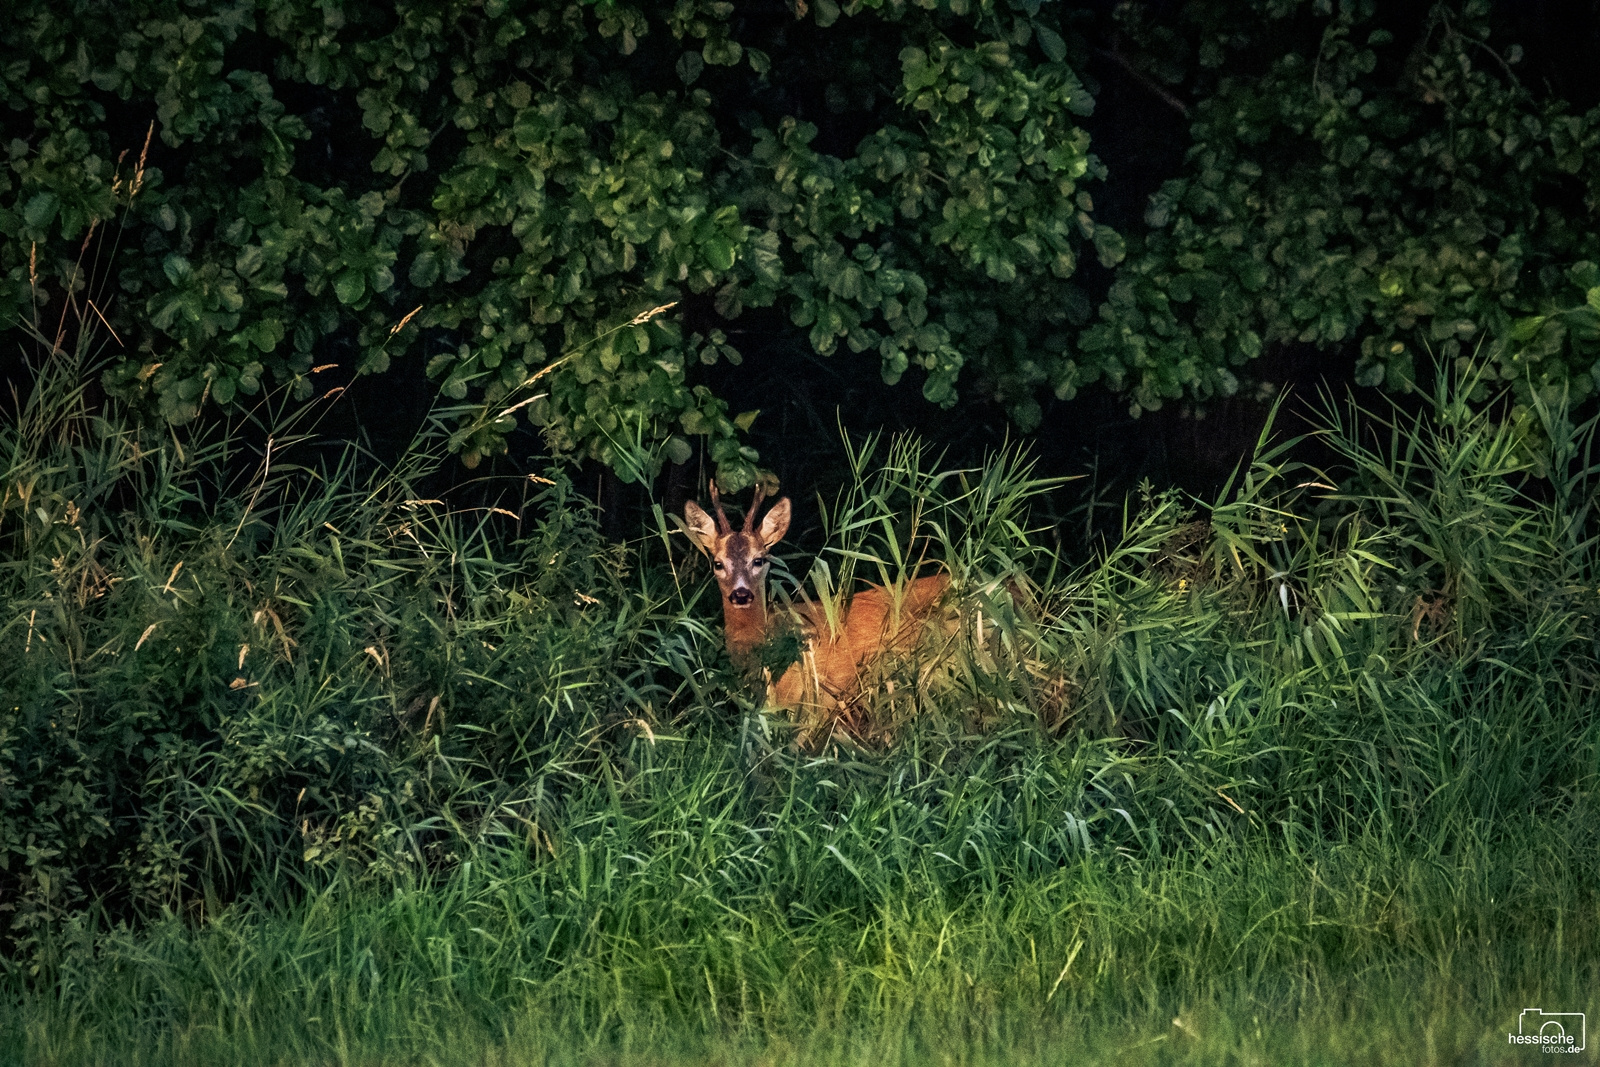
684,483,950,745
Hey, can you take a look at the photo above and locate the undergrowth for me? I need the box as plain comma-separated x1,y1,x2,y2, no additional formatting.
2,353,1597,1064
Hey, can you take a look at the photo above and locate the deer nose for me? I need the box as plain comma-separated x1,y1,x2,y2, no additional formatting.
728,588,755,606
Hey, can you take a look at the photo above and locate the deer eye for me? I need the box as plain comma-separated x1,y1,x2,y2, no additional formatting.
752,557,766,567
713,561,724,570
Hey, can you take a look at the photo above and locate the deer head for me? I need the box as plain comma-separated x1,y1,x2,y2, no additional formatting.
684,481,791,657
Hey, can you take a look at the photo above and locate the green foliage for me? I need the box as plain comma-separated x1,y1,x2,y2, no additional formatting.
0,0,1115,483
4,338,1598,971
0,348,681,953
11,0,1600,474
4,819,1594,1064
1091,0,1600,417
2,349,1599,1057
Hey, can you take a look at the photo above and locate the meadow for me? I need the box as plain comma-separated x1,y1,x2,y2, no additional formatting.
2,354,1596,1065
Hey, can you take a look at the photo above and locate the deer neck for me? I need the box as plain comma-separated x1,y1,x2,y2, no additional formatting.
722,595,769,662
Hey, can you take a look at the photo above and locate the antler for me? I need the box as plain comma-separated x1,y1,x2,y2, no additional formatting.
708,479,733,535
745,484,766,532
708,478,767,533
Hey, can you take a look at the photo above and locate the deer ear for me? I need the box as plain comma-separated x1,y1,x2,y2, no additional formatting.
756,496,791,548
683,500,719,551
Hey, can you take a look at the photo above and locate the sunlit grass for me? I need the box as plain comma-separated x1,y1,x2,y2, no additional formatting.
7,811,1594,1065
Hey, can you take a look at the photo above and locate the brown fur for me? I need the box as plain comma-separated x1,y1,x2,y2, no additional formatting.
685,485,950,746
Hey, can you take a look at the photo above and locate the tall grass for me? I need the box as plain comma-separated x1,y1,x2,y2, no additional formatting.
8,797,1594,1065
0,347,709,949
2,357,1597,1064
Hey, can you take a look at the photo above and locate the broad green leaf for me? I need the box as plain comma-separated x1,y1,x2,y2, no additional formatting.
1032,22,1067,63
333,270,366,305
702,37,742,66
1509,316,1546,342
703,236,736,272
163,254,194,286
409,253,440,288
22,191,59,232
234,245,264,276
663,435,693,465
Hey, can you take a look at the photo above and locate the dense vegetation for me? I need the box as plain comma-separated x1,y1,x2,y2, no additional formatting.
2,338,1596,1060
7,0,1600,484
5,0,1600,1062
1094,0,1600,417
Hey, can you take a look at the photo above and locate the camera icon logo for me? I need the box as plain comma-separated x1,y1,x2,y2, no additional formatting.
1509,1009,1586,1053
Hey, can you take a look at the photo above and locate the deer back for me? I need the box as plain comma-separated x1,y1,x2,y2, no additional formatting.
771,573,952,726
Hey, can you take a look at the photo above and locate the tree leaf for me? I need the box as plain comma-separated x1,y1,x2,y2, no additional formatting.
409,253,440,288
703,236,736,272
333,270,366,305
703,37,742,66
234,245,264,277
22,191,59,232
1033,22,1067,63
163,254,194,287
664,435,693,464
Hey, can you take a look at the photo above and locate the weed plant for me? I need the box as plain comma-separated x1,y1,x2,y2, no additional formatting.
1,355,1597,1065
0,347,691,947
